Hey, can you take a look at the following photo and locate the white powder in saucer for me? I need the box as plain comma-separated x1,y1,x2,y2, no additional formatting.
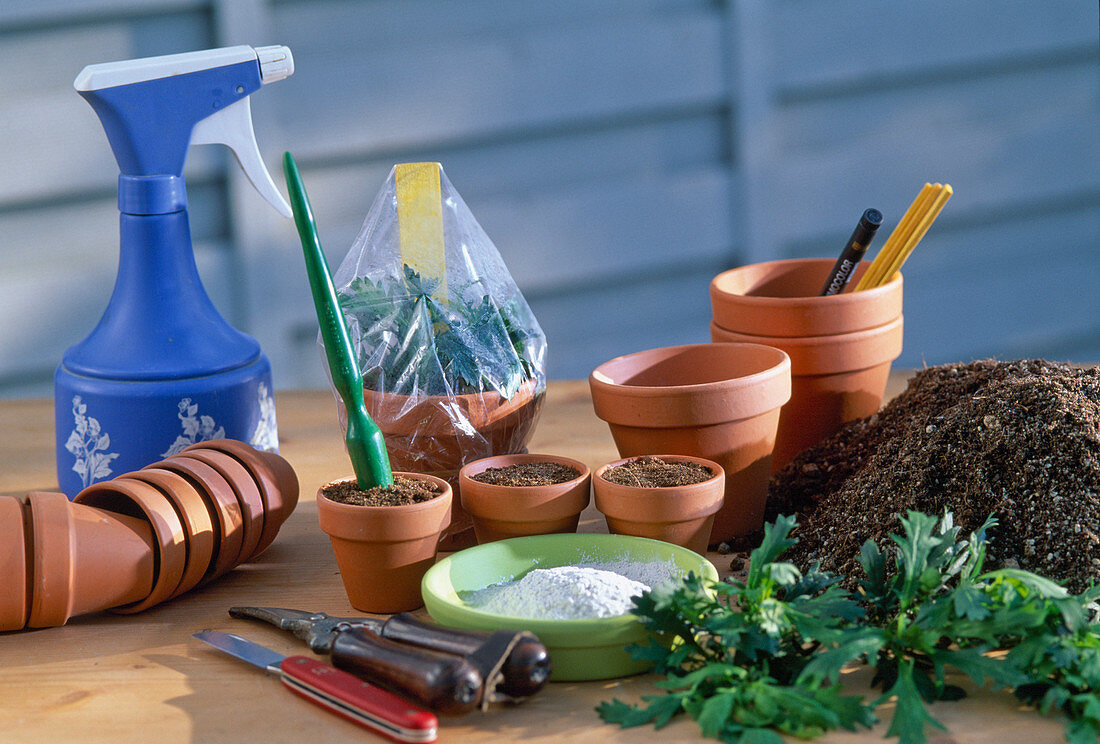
464,559,684,620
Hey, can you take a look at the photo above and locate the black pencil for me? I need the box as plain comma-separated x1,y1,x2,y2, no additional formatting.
820,208,883,296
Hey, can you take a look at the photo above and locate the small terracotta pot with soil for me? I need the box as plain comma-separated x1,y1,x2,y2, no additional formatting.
458,454,591,544
589,343,790,544
710,258,903,471
593,455,724,555
361,381,544,551
317,473,452,614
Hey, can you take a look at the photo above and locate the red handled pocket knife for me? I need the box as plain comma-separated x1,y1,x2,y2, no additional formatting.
194,630,438,743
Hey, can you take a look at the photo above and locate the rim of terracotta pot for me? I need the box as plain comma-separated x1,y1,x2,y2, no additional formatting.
119,470,215,598
26,491,73,628
183,440,296,560
151,456,244,581
257,450,300,523
710,315,904,376
589,343,791,428
362,379,541,436
317,474,453,542
458,453,592,520
178,449,265,563
0,496,28,631
593,455,725,522
710,258,902,337
74,478,187,614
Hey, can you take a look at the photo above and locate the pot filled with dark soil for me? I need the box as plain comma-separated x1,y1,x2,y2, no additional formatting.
317,473,452,613
593,455,724,555
458,453,591,544
769,359,1100,593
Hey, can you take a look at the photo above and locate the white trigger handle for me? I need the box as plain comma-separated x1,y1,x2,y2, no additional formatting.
192,96,292,219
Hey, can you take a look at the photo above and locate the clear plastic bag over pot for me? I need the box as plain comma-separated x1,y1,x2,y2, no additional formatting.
327,163,547,481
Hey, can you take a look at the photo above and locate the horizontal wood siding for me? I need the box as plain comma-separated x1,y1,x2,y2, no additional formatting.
0,0,1095,395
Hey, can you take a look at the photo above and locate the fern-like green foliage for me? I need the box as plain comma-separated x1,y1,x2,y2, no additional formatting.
598,511,1100,744
338,265,537,398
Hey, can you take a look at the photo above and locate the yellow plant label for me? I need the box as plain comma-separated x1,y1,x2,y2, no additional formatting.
395,162,447,298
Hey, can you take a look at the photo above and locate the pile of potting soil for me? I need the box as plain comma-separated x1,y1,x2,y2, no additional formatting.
769,359,1100,593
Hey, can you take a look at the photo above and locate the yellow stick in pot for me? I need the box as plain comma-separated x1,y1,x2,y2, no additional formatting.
855,183,933,291
874,184,952,288
395,162,447,299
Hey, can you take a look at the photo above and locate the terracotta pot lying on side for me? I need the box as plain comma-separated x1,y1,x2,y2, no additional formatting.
317,474,452,614
458,453,591,544
593,455,724,555
589,343,790,544
0,440,300,633
709,258,904,471
25,491,156,628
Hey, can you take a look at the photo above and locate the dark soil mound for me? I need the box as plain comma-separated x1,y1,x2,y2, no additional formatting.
769,359,1100,593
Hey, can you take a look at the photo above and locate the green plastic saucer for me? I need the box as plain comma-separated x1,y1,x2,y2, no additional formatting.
420,533,718,681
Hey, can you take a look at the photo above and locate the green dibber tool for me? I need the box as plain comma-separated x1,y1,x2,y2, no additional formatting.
283,152,393,489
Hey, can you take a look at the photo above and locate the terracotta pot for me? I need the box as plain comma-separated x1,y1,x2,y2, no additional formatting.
589,343,790,543
0,496,29,631
317,474,452,613
152,455,245,582
183,439,299,559
592,455,725,555
27,491,155,627
709,257,904,471
176,449,265,563
710,316,903,470
458,454,591,544
74,479,187,615
361,380,545,550
710,258,902,337
121,469,215,598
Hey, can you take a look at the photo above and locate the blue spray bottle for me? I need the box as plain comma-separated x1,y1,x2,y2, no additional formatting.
56,45,294,497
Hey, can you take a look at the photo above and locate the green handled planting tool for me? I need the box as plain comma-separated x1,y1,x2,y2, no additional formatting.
283,152,393,489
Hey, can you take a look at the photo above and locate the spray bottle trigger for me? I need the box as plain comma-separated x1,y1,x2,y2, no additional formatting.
191,96,292,218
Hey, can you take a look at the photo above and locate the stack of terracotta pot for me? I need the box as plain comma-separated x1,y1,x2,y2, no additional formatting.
589,343,792,544
0,439,298,631
710,258,904,472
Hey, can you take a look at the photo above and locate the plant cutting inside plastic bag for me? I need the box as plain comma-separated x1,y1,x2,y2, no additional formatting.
328,163,547,479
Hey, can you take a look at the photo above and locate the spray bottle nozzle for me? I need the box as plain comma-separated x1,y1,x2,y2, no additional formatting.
76,45,293,218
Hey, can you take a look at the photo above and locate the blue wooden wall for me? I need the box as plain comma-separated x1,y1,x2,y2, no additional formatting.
0,0,1096,397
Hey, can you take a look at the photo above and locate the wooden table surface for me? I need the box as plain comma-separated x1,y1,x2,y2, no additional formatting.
0,377,1065,743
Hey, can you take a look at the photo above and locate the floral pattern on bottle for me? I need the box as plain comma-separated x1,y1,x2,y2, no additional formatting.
249,382,279,452
162,398,227,457
65,395,120,488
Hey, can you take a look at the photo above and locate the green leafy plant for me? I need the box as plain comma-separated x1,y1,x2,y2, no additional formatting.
338,265,539,399
598,511,1100,744
598,515,875,742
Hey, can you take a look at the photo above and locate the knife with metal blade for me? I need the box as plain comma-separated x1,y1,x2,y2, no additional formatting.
193,631,438,743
